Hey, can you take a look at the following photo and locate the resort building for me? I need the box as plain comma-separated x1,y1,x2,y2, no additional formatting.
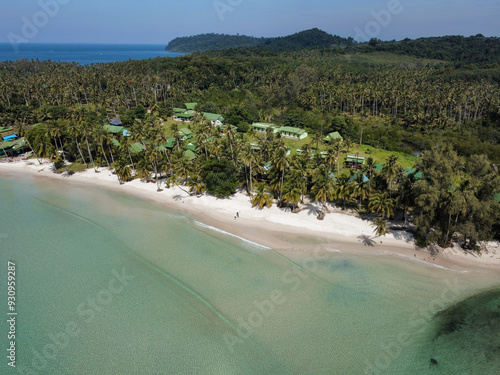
173,104,224,126
173,112,194,122
277,126,308,140
345,155,366,169
204,113,225,126
179,128,192,140
0,138,27,156
323,131,343,142
251,122,280,133
103,125,129,137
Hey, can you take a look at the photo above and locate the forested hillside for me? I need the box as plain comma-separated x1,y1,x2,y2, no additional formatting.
166,33,265,52
166,28,353,52
166,29,500,66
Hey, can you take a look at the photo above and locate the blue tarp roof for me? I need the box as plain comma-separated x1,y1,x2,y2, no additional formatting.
3,135,17,141
328,173,337,181
349,173,370,183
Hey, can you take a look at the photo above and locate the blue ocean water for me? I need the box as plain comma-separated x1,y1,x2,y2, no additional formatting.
0,43,185,65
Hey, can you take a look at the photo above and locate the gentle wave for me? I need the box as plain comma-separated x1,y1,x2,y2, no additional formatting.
377,250,468,273
326,248,342,253
193,221,271,250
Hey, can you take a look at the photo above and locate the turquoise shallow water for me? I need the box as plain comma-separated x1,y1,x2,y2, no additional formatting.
0,174,499,374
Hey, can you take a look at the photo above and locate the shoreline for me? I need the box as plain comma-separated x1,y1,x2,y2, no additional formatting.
1,159,499,272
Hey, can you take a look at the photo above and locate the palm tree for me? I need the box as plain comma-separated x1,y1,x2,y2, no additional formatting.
188,175,206,197
282,184,302,212
272,144,289,205
382,154,399,198
331,139,343,175
223,125,236,160
241,145,258,194
333,174,352,210
173,153,192,185
112,159,132,184
312,174,334,212
368,192,395,218
136,158,151,182
94,127,111,169
362,157,377,181
324,146,336,173
373,217,388,237
171,123,183,152
251,183,273,209
353,173,372,211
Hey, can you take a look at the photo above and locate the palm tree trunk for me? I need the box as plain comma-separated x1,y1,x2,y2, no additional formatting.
100,141,111,169
75,138,87,166
279,168,285,205
108,146,115,164
85,137,97,172
249,161,253,193
58,137,66,162
128,149,135,171
24,137,42,164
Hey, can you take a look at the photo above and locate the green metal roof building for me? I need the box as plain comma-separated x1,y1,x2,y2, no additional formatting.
103,125,126,134
204,113,225,124
179,128,192,140
185,103,198,111
345,155,366,167
130,142,145,154
183,149,196,160
251,122,280,133
323,131,343,142
277,126,308,140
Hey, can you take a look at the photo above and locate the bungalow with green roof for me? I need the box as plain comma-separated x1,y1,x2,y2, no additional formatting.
277,126,308,140
185,103,198,111
173,112,194,122
345,155,366,168
185,142,198,152
204,113,225,126
0,138,27,156
183,149,196,160
323,131,343,142
251,122,280,134
103,125,125,134
179,128,192,141
130,142,145,154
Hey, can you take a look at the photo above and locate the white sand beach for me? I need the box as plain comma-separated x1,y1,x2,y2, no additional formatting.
1,159,499,272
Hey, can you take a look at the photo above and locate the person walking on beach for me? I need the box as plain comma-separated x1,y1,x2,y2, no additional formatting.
236,212,239,218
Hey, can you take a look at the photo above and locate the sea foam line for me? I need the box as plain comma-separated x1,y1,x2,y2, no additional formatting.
193,221,271,250
377,250,468,273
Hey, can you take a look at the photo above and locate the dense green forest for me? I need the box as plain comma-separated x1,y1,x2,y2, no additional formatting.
166,29,500,67
166,28,354,52
1,45,499,248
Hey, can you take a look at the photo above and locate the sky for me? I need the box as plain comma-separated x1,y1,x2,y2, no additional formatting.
1,0,499,45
